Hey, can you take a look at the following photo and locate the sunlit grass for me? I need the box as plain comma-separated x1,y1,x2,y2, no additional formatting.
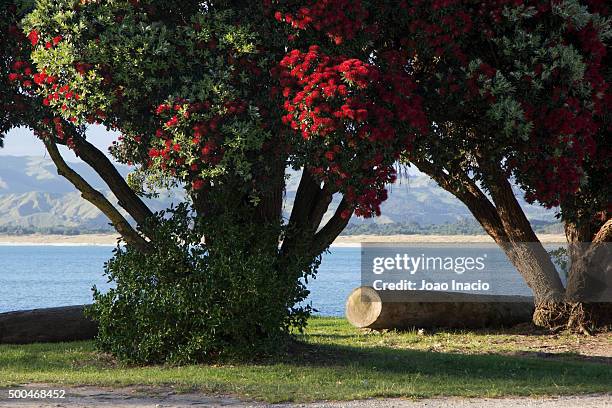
0,317,610,403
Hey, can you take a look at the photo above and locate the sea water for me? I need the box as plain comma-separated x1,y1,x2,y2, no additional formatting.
0,244,562,316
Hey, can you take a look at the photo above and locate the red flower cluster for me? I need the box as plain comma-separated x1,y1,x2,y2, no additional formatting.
43,35,62,49
8,60,34,87
271,0,368,44
27,30,39,46
146,98,252,190
520,100,599,206
278,46,378,138
278,45,426,217
394,0,608,209
518,16,609,207
9,57,86,128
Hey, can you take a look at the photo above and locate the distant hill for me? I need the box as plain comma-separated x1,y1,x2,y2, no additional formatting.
340,169,556,226
0,156,558,234
0,156,174,232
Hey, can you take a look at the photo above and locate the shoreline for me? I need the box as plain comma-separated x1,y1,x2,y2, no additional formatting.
0,233,567,246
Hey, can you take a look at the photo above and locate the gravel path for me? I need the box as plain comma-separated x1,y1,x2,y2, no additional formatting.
0,386,610,408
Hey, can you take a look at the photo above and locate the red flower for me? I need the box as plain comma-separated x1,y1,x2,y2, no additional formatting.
33,72,47,85
155,104,170,115
201,141,216,156
165,115,179,127
28,30,39,46
192,179,205,190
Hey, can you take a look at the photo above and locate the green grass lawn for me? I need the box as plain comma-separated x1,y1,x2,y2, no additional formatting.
0,317,610,403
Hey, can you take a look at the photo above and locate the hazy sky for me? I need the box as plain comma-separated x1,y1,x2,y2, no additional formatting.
1,126,426,178
1,125,118,162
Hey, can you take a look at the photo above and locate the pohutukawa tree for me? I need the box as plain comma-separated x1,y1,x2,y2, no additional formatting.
387,0,611,330
5,0,430,361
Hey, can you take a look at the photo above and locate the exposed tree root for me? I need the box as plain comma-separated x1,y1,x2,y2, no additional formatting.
533,301,612,335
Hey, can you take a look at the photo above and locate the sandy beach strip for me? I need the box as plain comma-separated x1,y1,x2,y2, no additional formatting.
0,233,567,246
0,234,121,246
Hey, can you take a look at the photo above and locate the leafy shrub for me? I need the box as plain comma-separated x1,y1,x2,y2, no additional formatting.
89,205,316,364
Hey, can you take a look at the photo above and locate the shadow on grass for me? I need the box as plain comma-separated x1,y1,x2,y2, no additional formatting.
513,351,612,365
276,340,612,386
1,325,610,383
1,339,611,399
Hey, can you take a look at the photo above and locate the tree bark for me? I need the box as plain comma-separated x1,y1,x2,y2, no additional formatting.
70,135,155,228
346,286,534,330
476,156,565,305
281,169,335,259
309,196,353,256
413,159,509,242
415,159,565,302
413,157,580,330
255,158,286,224
561,218,612,332
44,138,150,252
0,306,97,344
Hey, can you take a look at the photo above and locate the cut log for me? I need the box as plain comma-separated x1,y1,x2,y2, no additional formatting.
346,286,534,330
0,305,97,344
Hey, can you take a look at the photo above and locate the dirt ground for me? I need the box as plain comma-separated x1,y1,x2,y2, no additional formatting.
457,324,612,365
0,386,610,408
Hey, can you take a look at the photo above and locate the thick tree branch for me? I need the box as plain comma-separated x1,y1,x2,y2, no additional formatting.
256,159,286,223
414,155,564,302
68,135,155,228
564,217,612,304
308,184,334,231
309,197,353,256
413,158,509,242
474,155,565,301
43,138,149,252
592,218,612,244
286,169,323,229
475,155,541,242
280,169,323,256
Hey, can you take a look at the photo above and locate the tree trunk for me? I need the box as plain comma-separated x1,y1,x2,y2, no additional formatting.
346,286,534,330
0,305,97,344
477,157,566,305
558,219,612,332
413,159,567,329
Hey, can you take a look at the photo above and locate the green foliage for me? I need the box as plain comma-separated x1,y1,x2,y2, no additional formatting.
89,204,316,364
341,220,563,236
22,0,280,193
341,221,485,236
549,246,570,278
